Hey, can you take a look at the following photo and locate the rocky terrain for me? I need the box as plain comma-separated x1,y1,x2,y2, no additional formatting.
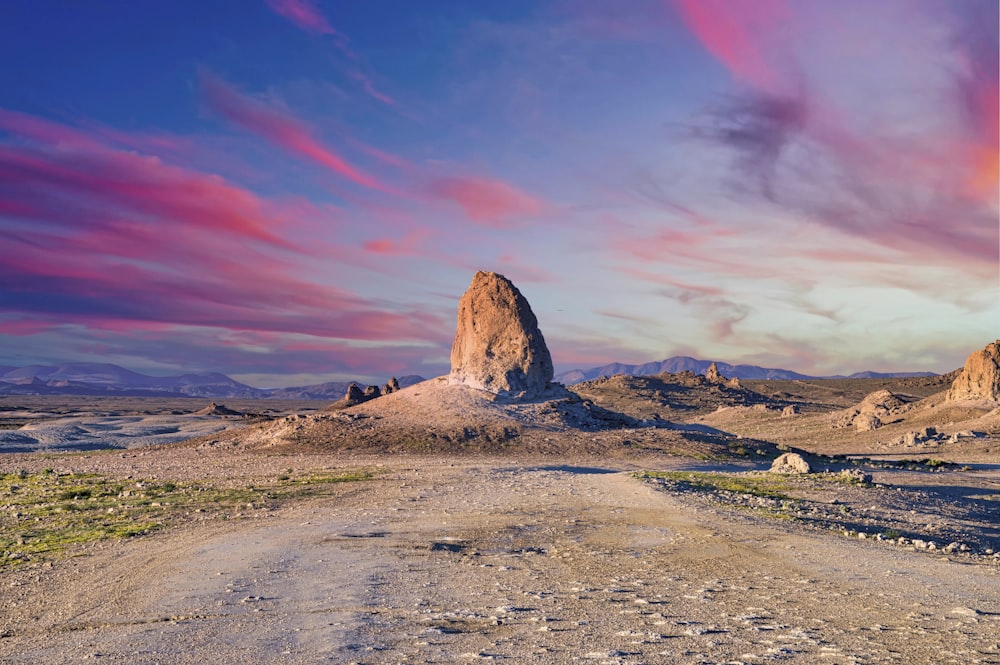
0,272,997,664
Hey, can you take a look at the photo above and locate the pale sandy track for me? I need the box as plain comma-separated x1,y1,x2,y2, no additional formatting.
2,460,998,664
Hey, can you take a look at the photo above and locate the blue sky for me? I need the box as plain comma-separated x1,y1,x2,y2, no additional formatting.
0,0,996,387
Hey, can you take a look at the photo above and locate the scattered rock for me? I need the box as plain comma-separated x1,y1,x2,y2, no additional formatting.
448,271,554,398
947,340,1000,402
838,468,872,485
947,430,981,444
896,427,943,447
770,452,811,474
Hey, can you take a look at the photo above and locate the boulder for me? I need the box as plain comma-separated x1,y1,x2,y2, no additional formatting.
947,340,1000,401
382,377,400,395
781,405,798,417
854,413,882,432
363,385,380,399
770,452,811,474
448,271,554,398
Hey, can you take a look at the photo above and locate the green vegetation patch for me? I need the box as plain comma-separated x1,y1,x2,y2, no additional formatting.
0,468,374,567
636,470,796,501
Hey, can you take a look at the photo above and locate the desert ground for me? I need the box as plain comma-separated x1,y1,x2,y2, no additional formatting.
1,373,999,664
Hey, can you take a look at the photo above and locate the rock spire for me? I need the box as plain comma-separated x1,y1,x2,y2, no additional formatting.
448,271,553,398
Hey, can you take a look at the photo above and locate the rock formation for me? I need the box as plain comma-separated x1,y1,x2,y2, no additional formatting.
770,452,811,474
194,402,243,416
327,383,383,410
833,389,913,431
448,271,554,398
705,362,741,388
947,340,1000,401
382,377,400,395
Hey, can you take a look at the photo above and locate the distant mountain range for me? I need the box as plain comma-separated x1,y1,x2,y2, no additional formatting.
0,364,425,399
554,356,937,385
0,359,936,398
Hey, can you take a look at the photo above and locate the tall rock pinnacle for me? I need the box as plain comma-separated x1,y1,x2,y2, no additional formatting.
448,271,554,398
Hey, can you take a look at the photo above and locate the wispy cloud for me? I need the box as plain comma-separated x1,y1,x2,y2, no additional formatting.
675,0,999,276
674,0,790,92
266,0,337,37
428,176,544,226
347,69,397,107
0,109,449,346
200,72,395,194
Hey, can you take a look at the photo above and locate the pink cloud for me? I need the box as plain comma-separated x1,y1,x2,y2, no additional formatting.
0,109,450,345
621,268,725,297
674,1,998,276
265,0,336,36
362,230,429,256
673,0,790,92
428,176,544,226
200,73,395,194
348,69,397,107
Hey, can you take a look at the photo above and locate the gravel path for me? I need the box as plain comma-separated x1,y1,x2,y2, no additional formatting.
3,458,999,664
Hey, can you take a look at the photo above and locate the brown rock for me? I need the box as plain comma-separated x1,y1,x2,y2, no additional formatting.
382,377,400,396
947,340,1000,401
448,271,553,397
854,413,882,432
705,362,722,382
345,384,366,402
770,452,811,474
833,389,911,429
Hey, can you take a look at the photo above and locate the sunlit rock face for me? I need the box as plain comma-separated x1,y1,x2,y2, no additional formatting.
448,271,553,398
948,340,1000,402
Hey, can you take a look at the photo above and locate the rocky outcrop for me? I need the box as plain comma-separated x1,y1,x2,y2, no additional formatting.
770,452,811,474
833,389,913,431
382,377,400,395
194,402,243,416
448,271,553,398
705,362,741,388
327,383,383,410
947,340,1000,402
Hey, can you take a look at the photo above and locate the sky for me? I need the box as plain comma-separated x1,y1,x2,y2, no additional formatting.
0,0,996,388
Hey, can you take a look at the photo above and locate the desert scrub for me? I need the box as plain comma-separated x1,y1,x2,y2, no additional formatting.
635,471,796,501
0,468,373,567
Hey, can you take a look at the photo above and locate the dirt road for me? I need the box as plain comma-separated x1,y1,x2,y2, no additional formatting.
3,459,998,664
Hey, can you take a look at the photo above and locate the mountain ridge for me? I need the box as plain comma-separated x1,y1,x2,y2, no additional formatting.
554,356,937,385
0,364,425,399
0,360,937,397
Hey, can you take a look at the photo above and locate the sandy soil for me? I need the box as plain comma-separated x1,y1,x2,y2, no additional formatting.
2,379,999,664
2,451,999,665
